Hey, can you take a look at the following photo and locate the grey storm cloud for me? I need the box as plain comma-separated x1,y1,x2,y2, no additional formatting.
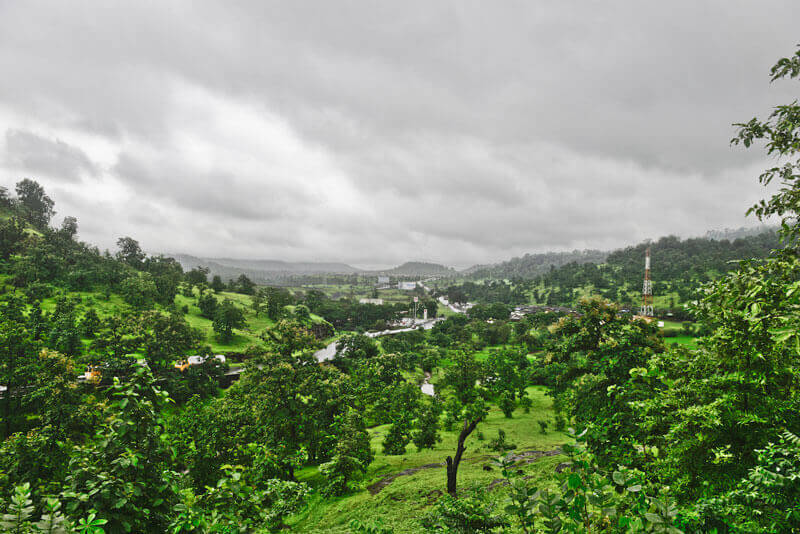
4,129,98,182
0,1,797,267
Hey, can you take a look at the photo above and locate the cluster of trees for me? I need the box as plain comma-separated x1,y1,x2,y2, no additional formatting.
419,45,800,532
442,280,529,306
468,249,609,280
532,231,780,309
300,288,433,331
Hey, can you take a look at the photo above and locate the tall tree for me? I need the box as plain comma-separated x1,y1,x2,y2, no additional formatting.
441,351,489,495
116,236,145,269
213,300,246,342
15,179,55,229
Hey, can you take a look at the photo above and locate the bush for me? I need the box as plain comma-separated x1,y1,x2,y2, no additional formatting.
538,420,549,434
382,417,413,456
498,391,516,418
554,413,566,432
488,429,516,452
421,490,508,533
22,282,53,301
520,396,533,414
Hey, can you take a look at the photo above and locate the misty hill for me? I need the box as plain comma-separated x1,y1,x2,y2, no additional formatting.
172,254,361,283
207,257,359,274
373,261,455,277
467,249,609,279
535,229,781,309
703,224,778,241
171,255,454,283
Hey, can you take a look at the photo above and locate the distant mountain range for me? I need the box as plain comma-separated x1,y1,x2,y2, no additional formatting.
170,254,454,283
171,226,778,284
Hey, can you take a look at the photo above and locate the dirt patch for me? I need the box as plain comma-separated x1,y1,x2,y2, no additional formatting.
367,463,444,495
504,448,561,465
366,448,562,495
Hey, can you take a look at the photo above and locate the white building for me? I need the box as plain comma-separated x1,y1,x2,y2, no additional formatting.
397,281,417,291
359,298,384,305
378,276,390,284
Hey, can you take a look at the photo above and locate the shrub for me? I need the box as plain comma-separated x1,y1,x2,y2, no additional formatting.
538,420,549,434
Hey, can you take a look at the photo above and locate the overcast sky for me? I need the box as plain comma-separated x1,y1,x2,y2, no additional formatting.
0,2,797,268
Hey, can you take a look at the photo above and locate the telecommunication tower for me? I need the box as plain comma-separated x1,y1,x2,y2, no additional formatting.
640,247,653,317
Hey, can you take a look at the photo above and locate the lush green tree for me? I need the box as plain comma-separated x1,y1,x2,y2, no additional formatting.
293,304,311,322
264,286,293,320
15,179,54,229
197,290,218,319
331,333,379,372
143,255,183,305
212,299,246,342
210,274,225,293
184,265,209,286
412,398,443,452
498,391,515,418
170,465,308,533
0,186,12,208
319,409,373,496
231,273,256,295
692,431,800,532
119,272,159,309
250,289,265,317
218,352,324,479
0,217,26,260
0,297,38,438
79,308,101,338
491,433,682,534
63,369,177,533
543,297,663,467
262,319,317,357
381,382,422,456
441,351,489,495
115,236,145,269
136,310,201,371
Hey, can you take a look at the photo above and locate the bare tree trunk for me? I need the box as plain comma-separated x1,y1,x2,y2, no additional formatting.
446,418,478,496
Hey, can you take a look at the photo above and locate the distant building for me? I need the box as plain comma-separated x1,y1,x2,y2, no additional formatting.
378,276,390,284
397,281,417,291
359,298,384,305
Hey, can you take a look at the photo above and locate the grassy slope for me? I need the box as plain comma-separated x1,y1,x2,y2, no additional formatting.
39,286,328,355
288,386,568,533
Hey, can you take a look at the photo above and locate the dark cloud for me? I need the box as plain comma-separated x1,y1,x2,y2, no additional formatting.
0,1,795,267
4,129,98,182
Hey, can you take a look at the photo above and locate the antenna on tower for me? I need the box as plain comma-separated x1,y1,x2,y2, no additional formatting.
640,247,653,317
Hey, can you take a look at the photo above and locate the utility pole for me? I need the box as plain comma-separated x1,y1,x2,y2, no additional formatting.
640,247,653,317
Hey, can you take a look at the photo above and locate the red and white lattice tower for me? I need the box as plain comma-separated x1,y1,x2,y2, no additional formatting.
640,247,653,317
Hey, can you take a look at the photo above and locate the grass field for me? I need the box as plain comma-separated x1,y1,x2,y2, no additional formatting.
175,290,326,353
666,335,699,349
288,386,568,533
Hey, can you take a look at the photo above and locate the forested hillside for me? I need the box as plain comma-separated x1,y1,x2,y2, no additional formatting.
535,230,780,309
468,249,609,279
373,261,455,277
